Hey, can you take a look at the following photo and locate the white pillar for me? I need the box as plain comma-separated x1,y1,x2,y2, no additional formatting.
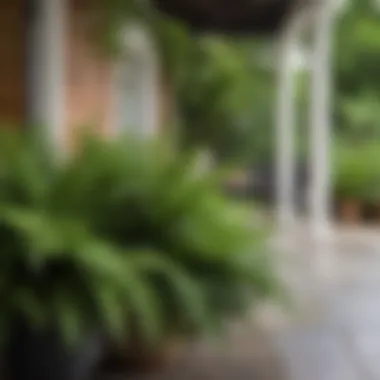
308,0,333,241
275,16,299,235
30,0,66,150
306,1,337,290
111,25,159,137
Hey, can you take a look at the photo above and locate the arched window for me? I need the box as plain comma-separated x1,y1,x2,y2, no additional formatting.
111,23,159,136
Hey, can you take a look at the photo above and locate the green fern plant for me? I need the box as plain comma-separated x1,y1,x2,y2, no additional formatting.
52,133,279,343
1,129,278,349
0,130,171,348
0,206,126,343
0,127,55,207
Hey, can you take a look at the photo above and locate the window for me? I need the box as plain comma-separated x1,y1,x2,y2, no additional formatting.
112,24,159,136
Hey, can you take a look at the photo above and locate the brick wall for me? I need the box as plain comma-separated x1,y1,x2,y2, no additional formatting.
0,0,27,126
0,0,167,140
65,0,113,149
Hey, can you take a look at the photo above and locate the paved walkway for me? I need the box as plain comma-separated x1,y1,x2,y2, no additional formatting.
102,227,380,380
274,227,380,380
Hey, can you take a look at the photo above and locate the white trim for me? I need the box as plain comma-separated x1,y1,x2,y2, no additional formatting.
109,62,122,137
142,51,159,136
30,0,66,150
308,0,334,240
275,16,300,231
110,24,159,136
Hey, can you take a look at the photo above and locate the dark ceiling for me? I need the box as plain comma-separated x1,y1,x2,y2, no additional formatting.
153,0,299,34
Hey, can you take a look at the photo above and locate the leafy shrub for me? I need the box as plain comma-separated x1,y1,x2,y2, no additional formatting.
0,128,54,207
52,134,279,342
0,129,278,350
0,206,132,345
334,141,380,202
0,130,158,346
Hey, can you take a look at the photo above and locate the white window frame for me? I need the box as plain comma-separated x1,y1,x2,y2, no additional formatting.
110,23,159,136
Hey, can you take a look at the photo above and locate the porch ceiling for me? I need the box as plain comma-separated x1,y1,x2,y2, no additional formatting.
152,0,310,34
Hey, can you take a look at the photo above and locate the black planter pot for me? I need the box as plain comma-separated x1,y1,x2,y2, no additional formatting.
4,321,104,380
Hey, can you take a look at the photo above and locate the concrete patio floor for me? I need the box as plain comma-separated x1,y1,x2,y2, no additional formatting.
101,226,380,380
274,226,380,380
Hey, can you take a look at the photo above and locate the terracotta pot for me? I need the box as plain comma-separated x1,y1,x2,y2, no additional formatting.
361,202,379,224
5,319,104,380
374,203,380,223
100,337,182,375
124,339,182,373
339,199,360,223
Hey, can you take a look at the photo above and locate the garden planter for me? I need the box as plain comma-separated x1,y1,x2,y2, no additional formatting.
361,202,379,224
339,199,361,223
101,337,182,374
4,320,104,380
124,338,182,373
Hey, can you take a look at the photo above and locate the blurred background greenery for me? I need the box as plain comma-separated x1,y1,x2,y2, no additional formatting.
100,0,380,205
171,0,380,205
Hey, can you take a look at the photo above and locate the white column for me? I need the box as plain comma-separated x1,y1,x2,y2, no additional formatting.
111,24,159,137
143,57,160,136
275,16,299,234
31,0,66,150
306,1,337,290
308,0,333,240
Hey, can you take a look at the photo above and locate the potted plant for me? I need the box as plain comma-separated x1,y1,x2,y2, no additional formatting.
334,145,359,222
0,205,140,380
333,142,378,223
53,134,279,374
0,129,144,380
359,142,380,223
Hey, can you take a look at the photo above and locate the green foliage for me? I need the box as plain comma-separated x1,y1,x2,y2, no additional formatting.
96,0,276,164
53,133,279,342
0,129,159,346
0,127,54,206
0,206,129,344
339,93,380,141
97,0,192,78
334,0,380,142
335,0,380,97
176,38,275,164
333,141,380,202
0,129,278,350
0,130,158,346
96,0,155,57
